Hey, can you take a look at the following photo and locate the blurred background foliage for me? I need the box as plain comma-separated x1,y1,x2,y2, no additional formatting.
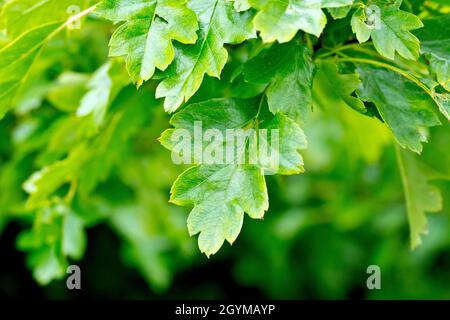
0,0,449,299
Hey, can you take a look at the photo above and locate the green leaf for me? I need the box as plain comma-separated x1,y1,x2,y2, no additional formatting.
76,59,130,127
243,41,315,123
230,0,251,11
328,5,352,20
415,15,450,91
155,0,256,113
17,203,86,284
160,98,307,174
250,0,353,41
96,0,199,85
171,164,268,256
396,147,443,249
313,61,366,113
351,4,423,60
161,97,307,255
23,145,89,208
1,0,88,40
434,93,450,121
0,1,94,119
357,64,441,153
47,72,90,112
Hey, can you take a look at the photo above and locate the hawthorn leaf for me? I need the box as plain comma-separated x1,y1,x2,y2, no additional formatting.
156,0,256,113
250,0,353,42
171,164,268,257
351,4,423,60
96,0,199,85
396,147,443,249
243,41,314,123
357,64,441,154
160,98,307,174
161,97,307,255
415,15,450,91
314,61,366,113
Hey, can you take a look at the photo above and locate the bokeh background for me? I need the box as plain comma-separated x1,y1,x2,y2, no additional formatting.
1,3,449,300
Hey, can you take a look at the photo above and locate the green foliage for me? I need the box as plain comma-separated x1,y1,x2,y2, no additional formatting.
0,0,449,293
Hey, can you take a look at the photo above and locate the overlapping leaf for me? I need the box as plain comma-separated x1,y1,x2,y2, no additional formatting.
357,64,441,154
415,15,450,91
155,0,256,112
96,0,199,85
160,98,307,255
243,41,314,123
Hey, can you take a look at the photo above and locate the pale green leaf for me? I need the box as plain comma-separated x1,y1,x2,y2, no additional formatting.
250,0,353,42
96,0,199,85
171,164,268,256
76,59,130,127
155,0,256,112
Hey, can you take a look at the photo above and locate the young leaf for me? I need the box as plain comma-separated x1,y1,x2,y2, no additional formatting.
96,0,199,86
250,0,353,42
156,0,256,113
243,41,315,123
356,64,441,154
351,3,423,60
